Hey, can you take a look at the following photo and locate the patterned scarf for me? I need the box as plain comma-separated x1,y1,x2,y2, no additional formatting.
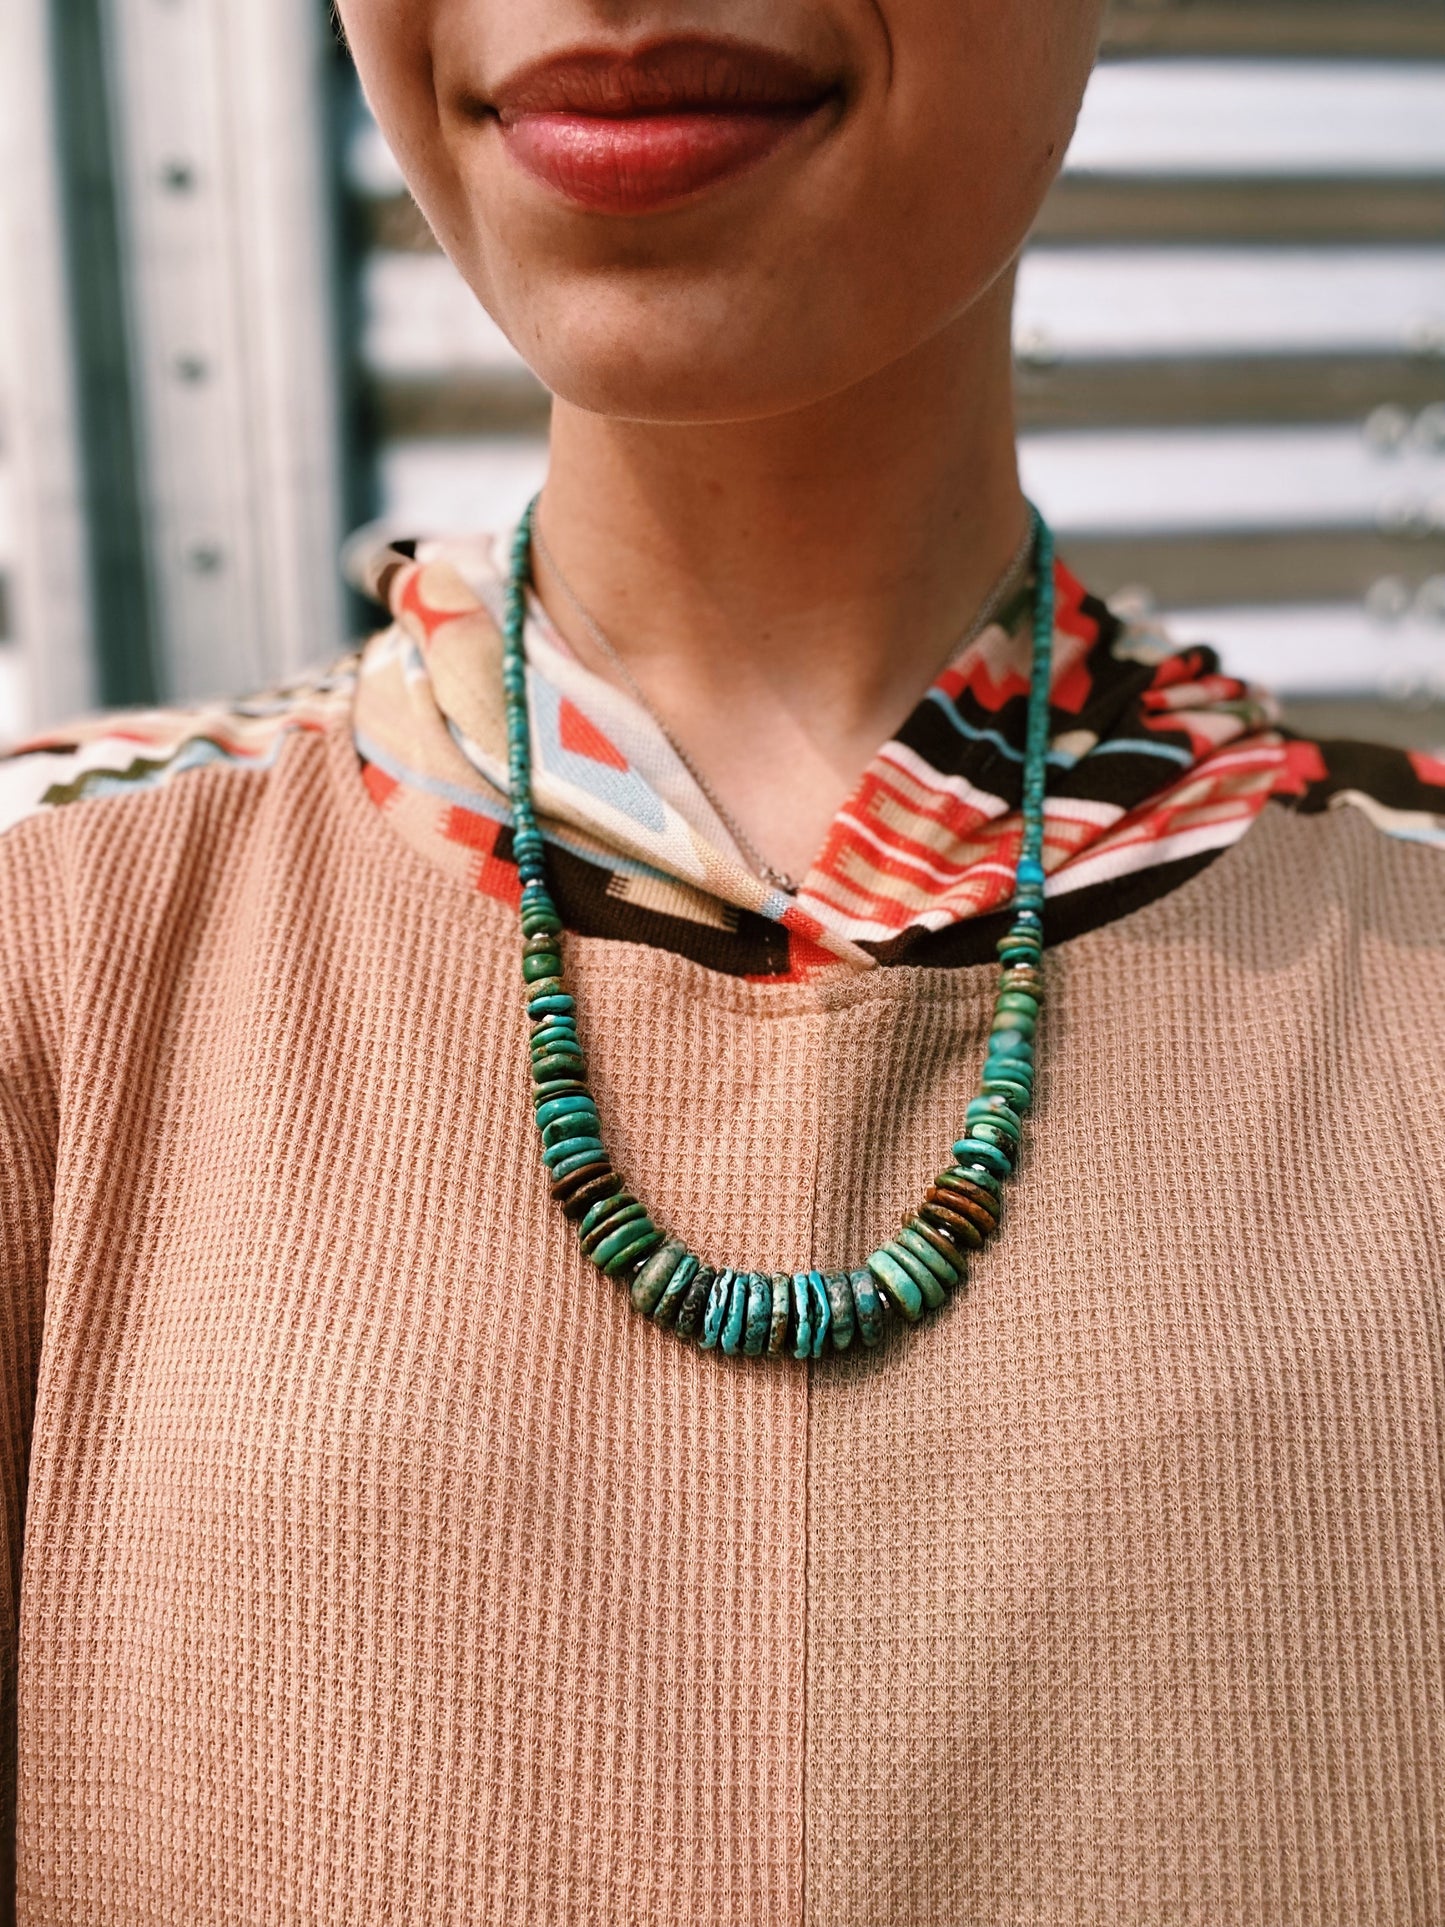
348,525,1374,979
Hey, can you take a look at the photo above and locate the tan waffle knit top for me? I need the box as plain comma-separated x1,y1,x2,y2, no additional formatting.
1,707,1443,1925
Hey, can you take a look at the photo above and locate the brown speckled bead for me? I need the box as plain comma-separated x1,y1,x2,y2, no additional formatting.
1000,966,1044,997
554,1168,622,1220
920,1198,985,1251
932,1176,1001,1231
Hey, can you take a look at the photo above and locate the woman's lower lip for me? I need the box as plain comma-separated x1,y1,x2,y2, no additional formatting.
500,107,824,215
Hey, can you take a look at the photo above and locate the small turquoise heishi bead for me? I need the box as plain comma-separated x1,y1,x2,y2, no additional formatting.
743,1273,772,1357
534,1076,587,1101
535,1093,597,1129
531,1035,581,1066
990,1010,1036,1038
987,1031,1033,1062
603,1226,663,1278
971,1118,1021,1151
529,1013,578,1042
520,907,563,938
896,1224,959,1288
525,977,565,1004
951,1137,1014,1179
654,1253,699,1327
581,1187,643,1248
866,1248,924,1323
549,1146,609,1183
532,1054,586,1082
967,1095,1022,1129
947,1162,1003,1201
983,1066,1033,1098
721,1272,750,1355
631,1240,686,1315
981,1066,1031,1092
807,1272,831,1358
995,990,1040,1017
676,1263,715,1340
594,1217,659,1273
526,994,576,1020
768,1273,791,1356
910,1215,971,1275
1016,857,1046,888
700,1269,734,1349
581,1187,631,1233
522,953,561,983
790,1273,813,1361
981,1080,1032,1114
589,1210,655,1271
542,1134,604,1170
884,1239,946,1310
530,1044,583,1069
849,1268,885,1347
998,945,1041,968
541,1112,599,1150
983,1063,1033,1095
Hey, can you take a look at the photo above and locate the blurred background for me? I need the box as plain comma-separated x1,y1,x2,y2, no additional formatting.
1,0,1443,743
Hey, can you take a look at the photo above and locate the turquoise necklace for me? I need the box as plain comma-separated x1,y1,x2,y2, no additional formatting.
503,497,1056,1359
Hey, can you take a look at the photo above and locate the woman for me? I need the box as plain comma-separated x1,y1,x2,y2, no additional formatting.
2,3,1442,1920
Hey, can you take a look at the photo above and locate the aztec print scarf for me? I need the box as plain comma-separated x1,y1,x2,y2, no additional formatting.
8,524,1441,983
350,526,1445,980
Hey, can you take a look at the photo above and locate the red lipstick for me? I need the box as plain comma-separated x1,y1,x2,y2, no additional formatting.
487,38,838,216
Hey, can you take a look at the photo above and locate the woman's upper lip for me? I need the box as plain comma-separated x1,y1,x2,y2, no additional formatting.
486,36,838,123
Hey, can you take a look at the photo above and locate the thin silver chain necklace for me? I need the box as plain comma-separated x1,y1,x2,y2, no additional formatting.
530,508,1039,895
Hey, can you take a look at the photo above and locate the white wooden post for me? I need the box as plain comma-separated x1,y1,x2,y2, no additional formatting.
0,0,100,733
101,0,347,701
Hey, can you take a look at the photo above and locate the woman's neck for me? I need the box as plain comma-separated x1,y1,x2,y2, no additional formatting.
533,276,1027,886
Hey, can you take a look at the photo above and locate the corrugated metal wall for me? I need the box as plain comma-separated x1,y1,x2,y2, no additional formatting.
2,0,1443,741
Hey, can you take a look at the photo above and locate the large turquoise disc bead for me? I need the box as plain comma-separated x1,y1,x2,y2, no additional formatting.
675,1263,714,1339
526,994,575,1020
824,1272,855,1351
533,1054,587,1082
981,1076,1032,1112
549,1146,608,1183
535,1093,598,1130
720,1271,750,1355
652,1253,699,1327
700,1269,734,1349
807,1272,832,1358
790,1273,813,1361
849,1268,885,1347
581,1197,646,1251
884,1239,946,1310
951,1137,1014,1180
896,1225,959,1288
630,1240,686,1315
602,1226,663,1277
541,1111,599,1149
742,1273,772,1356
866,1248,924,1323
542,1135,604,1170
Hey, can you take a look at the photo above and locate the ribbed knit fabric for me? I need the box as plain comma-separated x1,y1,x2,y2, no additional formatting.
1,709,1441,1924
